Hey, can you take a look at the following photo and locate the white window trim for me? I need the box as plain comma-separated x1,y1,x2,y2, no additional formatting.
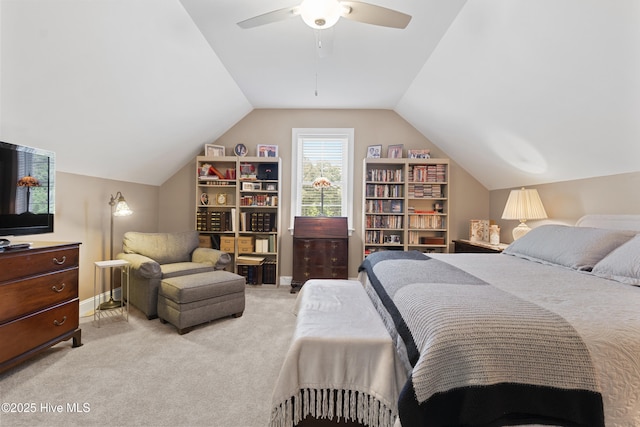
290,127,354,234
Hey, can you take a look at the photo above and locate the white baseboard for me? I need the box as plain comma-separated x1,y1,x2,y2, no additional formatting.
80,288,122,318
279,276,292,286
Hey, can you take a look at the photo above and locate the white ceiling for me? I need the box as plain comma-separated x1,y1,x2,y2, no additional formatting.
1,0,639,190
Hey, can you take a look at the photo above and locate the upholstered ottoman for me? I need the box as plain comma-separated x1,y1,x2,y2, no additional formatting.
157,271,245,334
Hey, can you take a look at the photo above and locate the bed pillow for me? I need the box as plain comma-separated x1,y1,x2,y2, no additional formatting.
591,234,640,285
502,224,636,271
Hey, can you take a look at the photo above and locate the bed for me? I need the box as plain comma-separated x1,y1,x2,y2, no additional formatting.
271,215,640,427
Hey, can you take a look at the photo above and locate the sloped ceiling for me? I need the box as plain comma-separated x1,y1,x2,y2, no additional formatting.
1,0,638,190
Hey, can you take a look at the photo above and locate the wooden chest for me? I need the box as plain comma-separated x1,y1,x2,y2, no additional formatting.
0,242,83,373
292,217,348,291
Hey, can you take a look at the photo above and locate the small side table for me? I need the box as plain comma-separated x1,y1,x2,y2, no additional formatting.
94,259,130,326
453,239,509,254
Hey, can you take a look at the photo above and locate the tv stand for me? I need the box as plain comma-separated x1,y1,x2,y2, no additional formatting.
0,242,82,373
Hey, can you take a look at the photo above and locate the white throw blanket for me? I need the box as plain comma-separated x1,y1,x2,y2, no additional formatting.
269,280,407,427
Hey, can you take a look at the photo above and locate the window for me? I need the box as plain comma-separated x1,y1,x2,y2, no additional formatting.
291,128,354,231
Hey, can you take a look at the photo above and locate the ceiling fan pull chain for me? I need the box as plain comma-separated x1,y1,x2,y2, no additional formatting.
314,31,320,96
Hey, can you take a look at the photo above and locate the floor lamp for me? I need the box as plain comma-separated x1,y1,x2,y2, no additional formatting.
99,191,133,310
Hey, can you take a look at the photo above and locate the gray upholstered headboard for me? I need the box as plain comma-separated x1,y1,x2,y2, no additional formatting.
576,214,640,232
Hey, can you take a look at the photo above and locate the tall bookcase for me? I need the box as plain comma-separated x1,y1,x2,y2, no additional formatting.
196,156,281,285
362,158,449,258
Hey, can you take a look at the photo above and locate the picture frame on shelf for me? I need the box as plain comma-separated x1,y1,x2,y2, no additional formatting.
234,143,247,157
367,145,382,158
205,144,225,157
257,144,278,157
240,163,256,179
242,182,254,191
266,183,277,191
387,144,404,158
408,149,431,159
200,193,209,205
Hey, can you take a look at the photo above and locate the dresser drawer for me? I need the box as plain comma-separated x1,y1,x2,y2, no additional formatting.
0,269,79,323
0,246,79,283
0,299,79,362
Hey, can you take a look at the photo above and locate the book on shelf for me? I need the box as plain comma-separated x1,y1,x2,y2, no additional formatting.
238,264,263,285
261,258,277,284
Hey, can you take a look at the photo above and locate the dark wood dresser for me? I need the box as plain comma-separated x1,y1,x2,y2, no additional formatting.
0,242,82,373
292,217,348,292
453,239,508,253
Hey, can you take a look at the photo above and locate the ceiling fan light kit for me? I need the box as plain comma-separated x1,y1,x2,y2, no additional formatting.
299,0,345,29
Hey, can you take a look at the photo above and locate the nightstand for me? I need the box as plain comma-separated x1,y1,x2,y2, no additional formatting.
453,239,509,254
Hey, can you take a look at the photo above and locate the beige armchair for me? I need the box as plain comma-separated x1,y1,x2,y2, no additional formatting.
116,231,231,319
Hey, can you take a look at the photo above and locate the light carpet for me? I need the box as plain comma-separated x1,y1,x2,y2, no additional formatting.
0,285,298,427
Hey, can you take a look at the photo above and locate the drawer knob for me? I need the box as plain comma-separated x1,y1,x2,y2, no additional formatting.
51,283,66,293
304,272,310,278
331,257,337,263
53,316,67,326
52,256,67,265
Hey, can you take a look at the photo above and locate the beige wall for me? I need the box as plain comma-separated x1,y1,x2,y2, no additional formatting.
159,109,490,279
26,172,159,302
490,171,640,243
25,112,640,301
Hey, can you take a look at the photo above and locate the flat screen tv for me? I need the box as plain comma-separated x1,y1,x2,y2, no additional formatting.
0,141,55,238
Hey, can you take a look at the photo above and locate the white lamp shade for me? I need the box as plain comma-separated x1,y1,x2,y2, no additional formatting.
299,0,342,29
501,187,547,222
113,197,133,217
501,187,547,240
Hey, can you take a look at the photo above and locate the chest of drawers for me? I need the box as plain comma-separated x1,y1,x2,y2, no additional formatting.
0,242,82,373
292,217,348,292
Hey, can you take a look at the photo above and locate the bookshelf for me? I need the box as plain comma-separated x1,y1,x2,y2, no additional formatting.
362,158,449,258
196,156,281,285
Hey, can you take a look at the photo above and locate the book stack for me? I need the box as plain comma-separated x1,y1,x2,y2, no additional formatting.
367,168,403,182
253,235,277,253
261,258,277,284
196,211,233,232
239,212,276,232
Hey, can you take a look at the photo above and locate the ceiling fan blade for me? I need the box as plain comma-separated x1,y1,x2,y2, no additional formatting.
340,1,411,29
237,6,300,29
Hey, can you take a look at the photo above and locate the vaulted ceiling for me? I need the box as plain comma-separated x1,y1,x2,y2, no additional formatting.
1,0,638,190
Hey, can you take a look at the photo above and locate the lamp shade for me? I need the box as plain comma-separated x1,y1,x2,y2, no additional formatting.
112,193,133,217
501,187,547,221
312,176,332,188
17,175,41,187
501,187,547,240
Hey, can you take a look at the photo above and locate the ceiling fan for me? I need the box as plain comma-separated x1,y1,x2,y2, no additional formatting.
237,0,412,30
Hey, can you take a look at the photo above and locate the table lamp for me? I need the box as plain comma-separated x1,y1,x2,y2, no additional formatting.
501,187,547,240
312,176,332,216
